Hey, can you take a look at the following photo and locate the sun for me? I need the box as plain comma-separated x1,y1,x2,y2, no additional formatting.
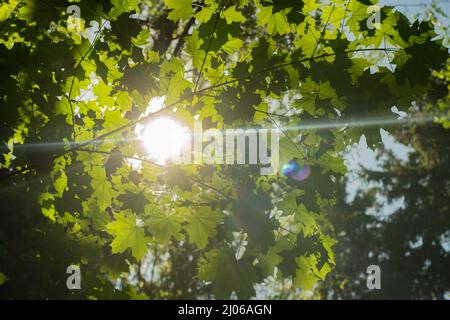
140,117,190,165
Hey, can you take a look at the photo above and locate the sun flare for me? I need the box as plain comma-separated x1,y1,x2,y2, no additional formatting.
140,117,190,165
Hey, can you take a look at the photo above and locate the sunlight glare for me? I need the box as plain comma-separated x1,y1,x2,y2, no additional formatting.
140,117,190,165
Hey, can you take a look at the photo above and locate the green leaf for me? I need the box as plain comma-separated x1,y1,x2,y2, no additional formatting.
132,29,151,47
199,248,257,299
106,211,147,261
103,110,129,132
295,204,317,236
222,35,244,55
257,5,272,26
294,255,320,290
84,199,111,230
221,6,245,24
53,171,67,198
55,98,71,116
0,272,8,285
194,0,218,23
317,152,347,174
185,208,222,249
42,205,57,222
160,71,193,104
278,137,302,172
276,191,297,214
164,0,193,21
267,11,291,36
295,29,317,56
90,167,116,211
145,206,183,243
185,30,205,70
18,0,58,27
293,95,317,115
115,91,133,113
0,1,18,22
110,0,139,19
93,80,114,106
257,5,291,35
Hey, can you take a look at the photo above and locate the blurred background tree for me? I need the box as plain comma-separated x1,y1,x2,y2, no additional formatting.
321,101,450,299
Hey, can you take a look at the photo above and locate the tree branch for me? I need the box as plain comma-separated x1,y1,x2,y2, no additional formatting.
51,47,399,160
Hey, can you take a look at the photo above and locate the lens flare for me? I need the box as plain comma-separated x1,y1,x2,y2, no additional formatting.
281,160,311,181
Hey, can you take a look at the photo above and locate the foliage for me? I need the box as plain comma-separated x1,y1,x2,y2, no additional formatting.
0,0,448,299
